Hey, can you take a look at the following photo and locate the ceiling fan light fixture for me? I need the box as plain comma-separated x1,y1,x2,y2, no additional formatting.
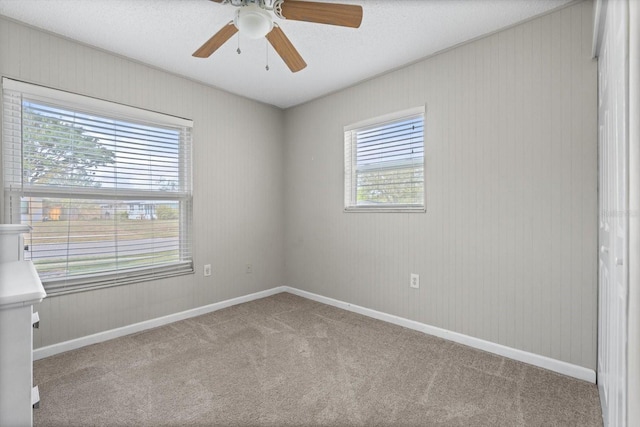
234,5,273,39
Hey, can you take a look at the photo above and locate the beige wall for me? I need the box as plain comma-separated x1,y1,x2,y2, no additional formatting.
283,1,597,369
0,17,286,348
1,1,599,372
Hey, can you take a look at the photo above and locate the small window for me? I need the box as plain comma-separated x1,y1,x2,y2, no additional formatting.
344,107,425,212
2,78,193,294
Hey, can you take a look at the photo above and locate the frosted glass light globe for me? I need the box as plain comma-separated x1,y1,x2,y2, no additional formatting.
234,5,273,39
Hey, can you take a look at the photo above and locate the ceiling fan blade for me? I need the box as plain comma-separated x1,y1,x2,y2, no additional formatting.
266,25,307,73
192,22,238,58
280,1,363,28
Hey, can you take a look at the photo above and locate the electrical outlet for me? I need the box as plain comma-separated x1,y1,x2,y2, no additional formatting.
203,264,212,277
246,264,253,274
410,273,420,289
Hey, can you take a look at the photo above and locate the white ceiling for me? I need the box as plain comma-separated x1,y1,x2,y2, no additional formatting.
0,0,573,109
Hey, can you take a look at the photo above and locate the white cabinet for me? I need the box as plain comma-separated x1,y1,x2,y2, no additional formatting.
0,224,29,263
0,225,46,427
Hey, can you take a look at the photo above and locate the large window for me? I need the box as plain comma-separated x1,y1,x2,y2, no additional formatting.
2,79,193,294
344,106,425,212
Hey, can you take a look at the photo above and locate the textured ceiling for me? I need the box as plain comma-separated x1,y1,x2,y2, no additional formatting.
0,0,573,108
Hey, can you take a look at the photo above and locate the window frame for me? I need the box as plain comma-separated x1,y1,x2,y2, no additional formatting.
2,78,194,295
343,106,426,213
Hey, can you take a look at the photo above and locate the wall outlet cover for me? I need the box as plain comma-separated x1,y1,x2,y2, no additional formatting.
410,273,420,289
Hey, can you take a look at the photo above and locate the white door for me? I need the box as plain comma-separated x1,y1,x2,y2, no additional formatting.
597,1,628,425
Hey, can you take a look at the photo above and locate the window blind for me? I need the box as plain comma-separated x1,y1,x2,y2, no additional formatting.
344,107,425,211
2,78,193,294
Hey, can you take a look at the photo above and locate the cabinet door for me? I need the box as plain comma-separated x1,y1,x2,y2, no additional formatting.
0,306,34,426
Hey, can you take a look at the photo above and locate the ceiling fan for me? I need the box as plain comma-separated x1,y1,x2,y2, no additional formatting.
193,0,363,73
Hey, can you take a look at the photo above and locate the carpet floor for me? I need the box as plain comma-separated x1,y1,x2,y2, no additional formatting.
34,292,602,426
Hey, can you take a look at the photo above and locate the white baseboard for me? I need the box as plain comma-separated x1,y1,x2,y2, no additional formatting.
34,284,596,384
33,286,287,360
283,286,596,384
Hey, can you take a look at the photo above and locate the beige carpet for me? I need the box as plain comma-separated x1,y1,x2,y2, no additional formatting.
34,292,602,426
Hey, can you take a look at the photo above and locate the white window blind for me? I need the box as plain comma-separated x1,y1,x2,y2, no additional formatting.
344,106,425,212
2,79,193,294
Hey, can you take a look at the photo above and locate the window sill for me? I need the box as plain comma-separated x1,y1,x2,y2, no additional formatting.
41,262,194,296
344,207,426,213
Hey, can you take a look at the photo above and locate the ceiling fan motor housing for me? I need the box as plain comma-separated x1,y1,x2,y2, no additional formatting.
222,0,282,13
